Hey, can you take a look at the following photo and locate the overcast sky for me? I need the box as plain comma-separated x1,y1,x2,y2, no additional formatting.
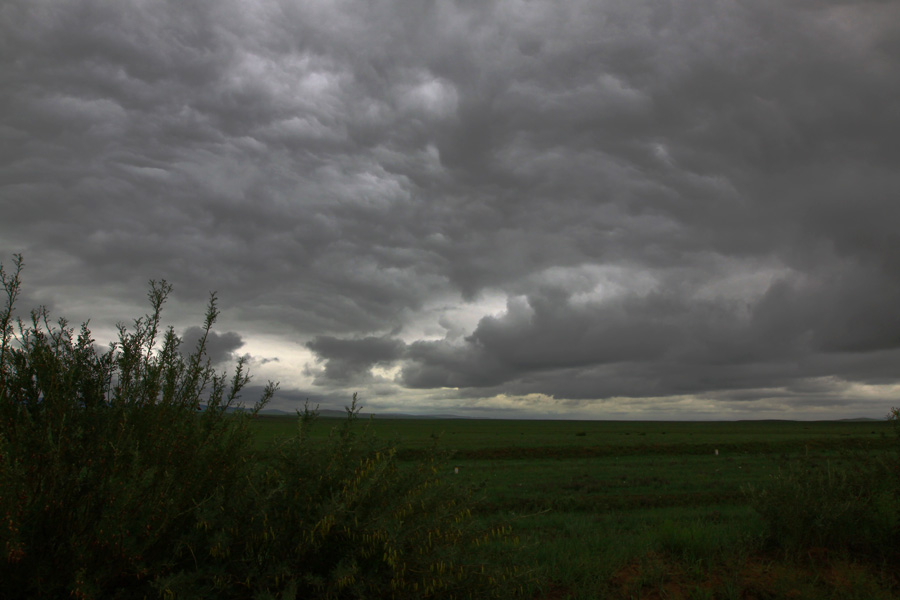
3,0,900,419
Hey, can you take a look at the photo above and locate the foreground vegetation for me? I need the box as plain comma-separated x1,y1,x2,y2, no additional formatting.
0,256,524,599
1,253,898,599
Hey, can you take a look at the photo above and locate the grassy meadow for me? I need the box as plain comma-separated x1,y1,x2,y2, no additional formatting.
252,415,899,599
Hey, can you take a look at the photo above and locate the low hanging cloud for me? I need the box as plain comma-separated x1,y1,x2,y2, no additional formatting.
180,327,245,366
399,263,900,399
306,335,406,385
307,259,900,411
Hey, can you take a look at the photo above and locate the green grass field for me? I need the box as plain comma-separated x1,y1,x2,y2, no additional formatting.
251,415,899,599
252,416,893,451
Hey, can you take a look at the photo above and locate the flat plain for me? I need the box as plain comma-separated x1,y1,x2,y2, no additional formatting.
250,416,898,599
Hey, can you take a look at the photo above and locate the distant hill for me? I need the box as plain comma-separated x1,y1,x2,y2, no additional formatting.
251,409,884,422
256,407,465,419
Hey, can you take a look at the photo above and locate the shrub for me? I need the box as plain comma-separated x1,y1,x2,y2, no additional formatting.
182,397,528,600
0,255,275,598
0,255,526,599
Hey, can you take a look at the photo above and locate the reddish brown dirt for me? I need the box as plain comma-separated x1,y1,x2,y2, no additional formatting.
531,581,573,600
535,551,900,600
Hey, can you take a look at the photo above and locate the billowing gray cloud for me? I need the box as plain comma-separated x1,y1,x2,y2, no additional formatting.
181,326,244,365
395,261,900,407
3,0,900,417
306,335,405,385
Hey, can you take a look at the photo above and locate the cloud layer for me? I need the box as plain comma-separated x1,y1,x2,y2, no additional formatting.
2,0,899,417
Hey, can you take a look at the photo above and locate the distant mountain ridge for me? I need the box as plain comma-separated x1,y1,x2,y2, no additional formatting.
255,407,466,419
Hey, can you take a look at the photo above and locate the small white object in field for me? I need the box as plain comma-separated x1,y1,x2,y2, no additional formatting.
715,449,719,456
454,466,459,474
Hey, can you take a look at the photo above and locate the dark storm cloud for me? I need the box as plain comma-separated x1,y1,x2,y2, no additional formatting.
181,326,244,365
3,0,900,416
399,263,900,405
306,335,405,384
